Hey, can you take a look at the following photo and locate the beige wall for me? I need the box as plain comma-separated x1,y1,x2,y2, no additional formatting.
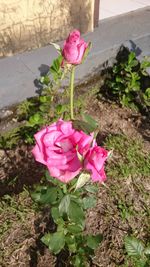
0,0,94,58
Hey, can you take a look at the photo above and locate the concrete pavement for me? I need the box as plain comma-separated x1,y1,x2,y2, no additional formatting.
0,7,150,109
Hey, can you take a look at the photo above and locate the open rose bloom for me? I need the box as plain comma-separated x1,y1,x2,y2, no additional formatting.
32,120,108,183
84,145,108,182
62,30,88,65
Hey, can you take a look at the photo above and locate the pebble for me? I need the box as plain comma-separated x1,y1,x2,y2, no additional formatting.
0,109,13,120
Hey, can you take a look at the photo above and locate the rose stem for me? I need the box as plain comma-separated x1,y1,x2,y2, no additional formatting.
70,66,75,120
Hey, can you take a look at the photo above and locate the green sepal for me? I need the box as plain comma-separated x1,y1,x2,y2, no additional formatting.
75,173,90,190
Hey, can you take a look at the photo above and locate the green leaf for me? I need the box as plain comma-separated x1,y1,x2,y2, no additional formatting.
50,55,63,72
71,255,82,267
40,187,58,204
65,235,77,252
87,234,103,249
67,224,83,234
83,196,97,209
128,52,136,65
45,171,62,186
144,246,150,255
113,65,120,74
82,42,92,63
85,184,98,194
116,76,122,83
59,195,70,216
141,58,150,69
69,200,85,228
82,113,98,131
56,104,63,113
75,173,90,190
40,75,50,85
130,59,138,68
145,88,150,97
41,231,65,254
40,95,51,103
125,236,145,257
31,185,47,202
31,186,57,205
41,232,51,247
51,207,60,222
28,113,43,126
40,188,56,204
72,120,95,134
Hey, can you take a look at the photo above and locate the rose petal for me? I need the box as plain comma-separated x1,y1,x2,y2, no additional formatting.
46,150,75,166
43,131,61,147
60,121,74,135
56,139,73,152
76,41,87,63
32,144,46,165
63,43,79,64
68,30,80,44
78,132,93,155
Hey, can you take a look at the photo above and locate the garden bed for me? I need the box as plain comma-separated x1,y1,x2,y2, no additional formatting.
0,84,150,266
0,44,150,266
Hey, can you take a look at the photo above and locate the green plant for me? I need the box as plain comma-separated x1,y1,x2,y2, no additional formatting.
117,200,134,220
31,171,102,266
30,30,107,267
100,49,150,112
0,128,21,149
124,236,150,267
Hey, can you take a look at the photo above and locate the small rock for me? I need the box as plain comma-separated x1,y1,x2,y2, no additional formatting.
0,109,13,120
0,149,5,159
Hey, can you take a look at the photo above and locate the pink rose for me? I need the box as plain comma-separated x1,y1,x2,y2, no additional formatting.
84,145,108,182
62,29,88,65
32,119,93,183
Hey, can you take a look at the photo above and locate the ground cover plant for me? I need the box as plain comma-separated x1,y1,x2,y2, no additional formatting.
98,46,150,114
124,236,150,267
0,32,150,267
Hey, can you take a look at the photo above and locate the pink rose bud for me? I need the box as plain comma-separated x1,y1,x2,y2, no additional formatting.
62,29,88,65
32,119,93,183
84,146,108,183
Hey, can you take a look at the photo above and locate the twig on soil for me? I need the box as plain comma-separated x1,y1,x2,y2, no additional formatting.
92,259,102,267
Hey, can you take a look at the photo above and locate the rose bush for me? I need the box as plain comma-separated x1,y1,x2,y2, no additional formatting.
62,29,88,65
32,119,93,183
31,29,111,265
84,145,108,182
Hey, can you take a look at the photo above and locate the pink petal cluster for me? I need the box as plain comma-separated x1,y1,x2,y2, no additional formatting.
62,30,88,65
84,146,108,182
32,119,108,183
32,119,93,183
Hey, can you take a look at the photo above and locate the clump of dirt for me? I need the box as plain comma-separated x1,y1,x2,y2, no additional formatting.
0,144,44,196
0,191,56,267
